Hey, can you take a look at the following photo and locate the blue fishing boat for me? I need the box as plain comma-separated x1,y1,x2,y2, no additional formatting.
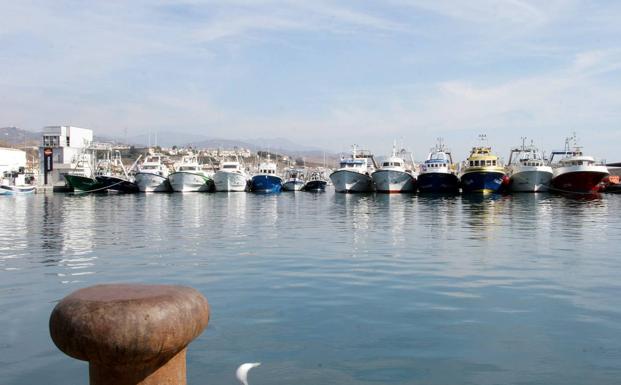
417,140,460,193
460,137,506,194
251,158,282,193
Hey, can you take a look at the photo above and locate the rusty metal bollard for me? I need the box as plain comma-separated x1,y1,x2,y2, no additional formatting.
49,284,210,385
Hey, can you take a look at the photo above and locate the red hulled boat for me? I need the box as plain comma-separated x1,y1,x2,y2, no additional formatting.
550,136,609,194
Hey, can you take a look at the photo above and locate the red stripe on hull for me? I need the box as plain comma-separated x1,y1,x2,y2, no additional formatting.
551,171,608,193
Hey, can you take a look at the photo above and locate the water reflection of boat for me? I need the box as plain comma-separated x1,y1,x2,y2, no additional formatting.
330,145,377,193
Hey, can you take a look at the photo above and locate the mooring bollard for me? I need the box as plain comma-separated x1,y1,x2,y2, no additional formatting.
49,284,210,385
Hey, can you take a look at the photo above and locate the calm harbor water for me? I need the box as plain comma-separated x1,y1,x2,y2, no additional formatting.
1,191,621,384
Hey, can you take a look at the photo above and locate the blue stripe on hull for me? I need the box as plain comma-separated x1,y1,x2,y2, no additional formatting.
417,173,460,193
460,171,504,193
251,175,282,193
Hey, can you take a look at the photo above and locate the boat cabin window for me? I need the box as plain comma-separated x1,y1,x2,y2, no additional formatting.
179,166,197,171
222,164,237,169
143,165,158,170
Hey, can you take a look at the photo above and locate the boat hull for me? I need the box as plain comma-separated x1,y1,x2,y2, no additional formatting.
330,170,374,193
134,173,171,192
460,170,505,193
251,175,282,193
96,176,139,193
168,172,213,192
302,180,327,192
551,169,609,193
213,171,248,192
372,170,416,193
510,169,553,192
0,185,36,195
417,172,460,193
282,179,305,191
65,174,107,193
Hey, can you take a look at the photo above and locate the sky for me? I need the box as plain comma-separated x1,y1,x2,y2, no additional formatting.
1,0,620,160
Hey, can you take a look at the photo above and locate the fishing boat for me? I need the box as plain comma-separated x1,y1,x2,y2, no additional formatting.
1,171,36,195
371,144,416,193
0,184,36,195
213,160,250,192
302,169,329,192
460,136,506,194
282,168,306,191
550,135,609,194
95,151,139,193
134,154,171,192
168,155,214,192
330,145,377,193
64,148,111,193
417,140,460,193
250,156,283,193
507,138,553,192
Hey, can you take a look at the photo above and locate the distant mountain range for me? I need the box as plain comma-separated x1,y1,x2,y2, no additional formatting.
1,127,335,160
0,126,40,146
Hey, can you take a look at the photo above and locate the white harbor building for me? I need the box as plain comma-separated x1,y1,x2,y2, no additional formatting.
38,125,93,186
0,147,27,175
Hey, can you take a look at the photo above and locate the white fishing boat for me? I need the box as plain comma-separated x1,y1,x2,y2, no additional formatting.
134,154,172,192
168,155,214,192
213,160,250,192
330,145,377,193
507,138,553,192
371,144,416,193
282,168,306,191
1,170,36,195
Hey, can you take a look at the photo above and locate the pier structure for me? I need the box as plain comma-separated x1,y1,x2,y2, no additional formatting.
49,284,210,385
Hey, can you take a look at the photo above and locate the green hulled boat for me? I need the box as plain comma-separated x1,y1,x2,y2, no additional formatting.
64,174,107,193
